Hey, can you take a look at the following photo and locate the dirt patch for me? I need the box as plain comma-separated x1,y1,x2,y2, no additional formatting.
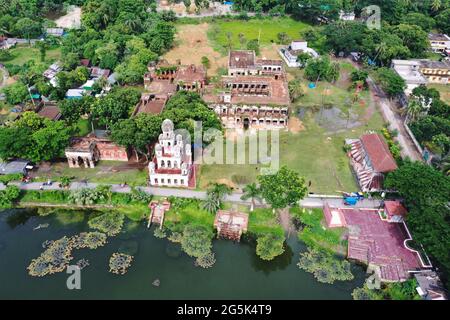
163,23,228,76
288,116,305,134
216,178,236,189
260,44,283,60
55,6,81,29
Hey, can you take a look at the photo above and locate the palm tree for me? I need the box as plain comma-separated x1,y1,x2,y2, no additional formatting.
373,42,387,66
240,183,262,212
203,192,220,213
405,98,424,122
431,0,442,11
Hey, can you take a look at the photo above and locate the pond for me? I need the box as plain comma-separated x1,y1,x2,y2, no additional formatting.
298,106,362,133
0,208,366,299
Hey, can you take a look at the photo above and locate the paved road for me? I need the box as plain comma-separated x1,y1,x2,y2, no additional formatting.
367,76,422,161
2,181,382,209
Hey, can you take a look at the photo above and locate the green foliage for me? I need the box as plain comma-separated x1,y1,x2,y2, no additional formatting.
0,185,21,208
153,228,167,239
256,233,285,261
130,187,153,203
1,81,29,105
88,212,125,236
68,188,106,206
180,224,213,258
0,173,23,185
203,183,232,213
258,166,308,209
246,39,260,55
288,79,304,102
304,56,340,82
374,67,407,98
195,252,216,268
293,207,344,252
0,112,74,162
352,279,421,300
385,161,450,282
297,247,354,284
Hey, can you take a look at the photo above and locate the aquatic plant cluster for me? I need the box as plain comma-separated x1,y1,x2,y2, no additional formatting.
153,228,167,239
27,236,74,277
88,212,125,236
28,232,108,277
195,252,216,269
297,248,354,284
109,253,133,275
72,232,107,249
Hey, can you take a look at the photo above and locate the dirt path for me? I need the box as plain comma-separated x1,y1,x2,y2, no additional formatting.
163,23,228,76
278,208,296,236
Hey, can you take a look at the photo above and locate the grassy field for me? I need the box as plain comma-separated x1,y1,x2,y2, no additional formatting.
33,161,148,186
428,83,450,104
290,207,346,254
208,17,310,53
1,45,61,66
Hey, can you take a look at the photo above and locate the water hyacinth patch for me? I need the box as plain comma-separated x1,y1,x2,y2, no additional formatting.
109,253,133,275
72,232,107,249
88,212,125,236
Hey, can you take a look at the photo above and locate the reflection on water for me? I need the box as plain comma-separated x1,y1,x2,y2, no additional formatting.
0,208,366,299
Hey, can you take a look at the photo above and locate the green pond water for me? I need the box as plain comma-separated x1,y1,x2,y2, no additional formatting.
0,208,366,299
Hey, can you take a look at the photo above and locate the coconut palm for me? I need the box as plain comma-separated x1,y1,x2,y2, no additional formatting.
203,192,220,213
431,0,442,11
373,42,387,65
241,183,262,212
405,98,424,122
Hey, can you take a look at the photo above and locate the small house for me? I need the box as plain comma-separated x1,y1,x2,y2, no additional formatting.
46,28,65,37
428,33,450,53
383,200,408,223
0,160,31,176
415,271,447,300
214,209,249,241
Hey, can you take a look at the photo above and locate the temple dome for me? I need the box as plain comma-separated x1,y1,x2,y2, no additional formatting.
161,119,174,133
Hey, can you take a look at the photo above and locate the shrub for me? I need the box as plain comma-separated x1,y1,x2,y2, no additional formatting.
256,233,285,261
181,224,213,258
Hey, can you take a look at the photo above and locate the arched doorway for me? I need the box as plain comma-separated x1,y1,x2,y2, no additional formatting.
243,118,250,130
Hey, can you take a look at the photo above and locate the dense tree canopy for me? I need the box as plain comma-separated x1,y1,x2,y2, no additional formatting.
385,161,450,283
0,112,74,162
258,166,308,210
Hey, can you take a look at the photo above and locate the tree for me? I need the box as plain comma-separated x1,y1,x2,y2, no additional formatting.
181,224,212,258
201,56,210,69
375,67,406,98
2,82,29,105
436,8,450,34
58,96,94,124
203,183,231,213
240,183,262,212
304,56,340,83
288,79,304,102
35,40,48,62
401,12,435,32
406,98,425,122
258,166,308,211
256,233,285,261
391,24,429,58
296,52,312,68
277,32,290,45
92,87,141,128
385,161,450,280
246,39,260,55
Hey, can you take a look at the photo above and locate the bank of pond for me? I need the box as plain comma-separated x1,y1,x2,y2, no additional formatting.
0,189,420,299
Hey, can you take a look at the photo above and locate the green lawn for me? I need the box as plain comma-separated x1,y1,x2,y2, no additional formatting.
208,17,310,52
1,45,61,65
33,161,148,186
428,83,450,104
75,118,92,136
290,207,346,254
248,208,284,237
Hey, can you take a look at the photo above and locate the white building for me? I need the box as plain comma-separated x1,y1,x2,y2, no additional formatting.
279,40,319,68
339,10,356,21
428,33,450,53
149,119,194,188
391,60,428,95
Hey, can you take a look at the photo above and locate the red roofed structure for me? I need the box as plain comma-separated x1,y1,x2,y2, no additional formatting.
324,203,427,282
384,200,408,223
347,133,398,192
360,134,398,173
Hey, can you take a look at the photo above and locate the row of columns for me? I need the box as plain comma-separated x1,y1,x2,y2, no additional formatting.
67,156,95,168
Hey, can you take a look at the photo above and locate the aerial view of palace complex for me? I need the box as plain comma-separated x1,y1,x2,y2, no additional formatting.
0,0,449,302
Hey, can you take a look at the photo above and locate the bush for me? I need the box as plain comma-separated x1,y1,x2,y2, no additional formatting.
0,185,21,208
297,247,354,284
181,224,213,258
256,233,285,261
0,173,23,185
88,212,125,236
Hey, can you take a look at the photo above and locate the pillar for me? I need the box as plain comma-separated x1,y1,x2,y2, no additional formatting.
89,159,95,168
68,157,74,168
83,158,89,168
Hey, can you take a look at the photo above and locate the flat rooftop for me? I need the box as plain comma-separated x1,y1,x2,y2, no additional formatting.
222,75,290,105
175,65,206,83
147,79,177,95
229,50,257,69
325,205,422,282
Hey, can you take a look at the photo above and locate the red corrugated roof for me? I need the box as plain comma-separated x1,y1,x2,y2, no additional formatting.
361,133,397,173
384,200,408,218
